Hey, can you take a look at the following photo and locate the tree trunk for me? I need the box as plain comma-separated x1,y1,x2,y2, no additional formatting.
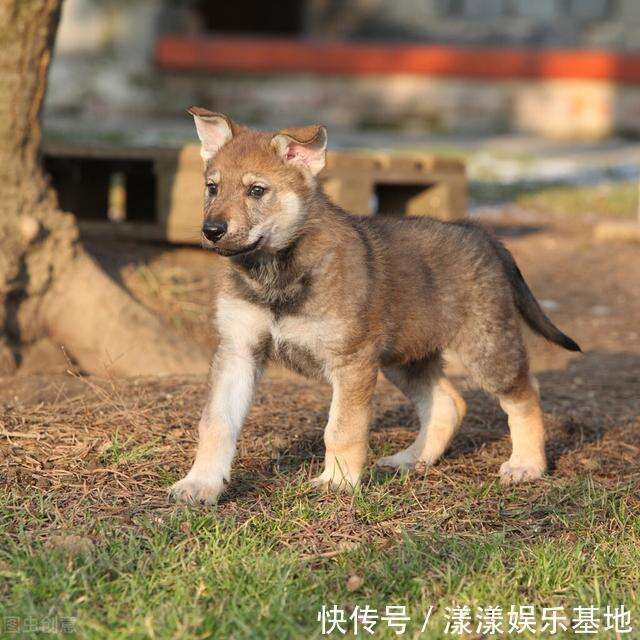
0,0,208,376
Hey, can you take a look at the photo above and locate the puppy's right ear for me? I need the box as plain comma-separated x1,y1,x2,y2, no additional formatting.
188,107,233,162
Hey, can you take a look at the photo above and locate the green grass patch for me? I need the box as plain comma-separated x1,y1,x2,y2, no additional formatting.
1,478,638,639
98,432,161,467
516,181,639,219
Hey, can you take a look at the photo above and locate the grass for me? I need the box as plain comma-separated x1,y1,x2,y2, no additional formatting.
98,431,162,467
516,181,639,219
1,476,638,639
127,264,211,334
467,179,640,219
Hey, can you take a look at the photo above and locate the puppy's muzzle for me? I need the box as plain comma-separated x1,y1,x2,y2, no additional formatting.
202,219,228,243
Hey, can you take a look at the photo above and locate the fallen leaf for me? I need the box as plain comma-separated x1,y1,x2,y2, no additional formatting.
346,574,363,591
47,535,95,557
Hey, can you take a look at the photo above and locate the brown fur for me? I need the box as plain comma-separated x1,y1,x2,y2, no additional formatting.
170,109,580,504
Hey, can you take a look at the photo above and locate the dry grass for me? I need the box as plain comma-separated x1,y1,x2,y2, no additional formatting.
1,349,639,547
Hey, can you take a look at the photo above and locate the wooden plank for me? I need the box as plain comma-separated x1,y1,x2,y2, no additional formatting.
164,145,203,242
321,174,374,216
46,141,467,240
44,142,178,161
78,221,166,242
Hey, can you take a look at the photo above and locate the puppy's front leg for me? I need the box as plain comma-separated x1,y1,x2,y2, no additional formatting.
311,361,377,492
170,345,262,505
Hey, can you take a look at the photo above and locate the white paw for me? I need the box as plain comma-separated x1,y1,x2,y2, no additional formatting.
376,449,419,471
169,474,226,505
310,467,359,493
499,459,546,485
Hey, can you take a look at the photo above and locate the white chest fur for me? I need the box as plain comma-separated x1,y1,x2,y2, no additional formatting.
217,295,343,378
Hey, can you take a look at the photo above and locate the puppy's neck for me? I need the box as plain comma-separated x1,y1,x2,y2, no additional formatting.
231,236,301,275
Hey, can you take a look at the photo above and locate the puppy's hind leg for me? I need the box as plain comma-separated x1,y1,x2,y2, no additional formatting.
377,357,466,471
498,374,547,484
458,320,547,484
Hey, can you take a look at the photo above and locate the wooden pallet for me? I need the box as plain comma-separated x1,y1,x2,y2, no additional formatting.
43,142,466,244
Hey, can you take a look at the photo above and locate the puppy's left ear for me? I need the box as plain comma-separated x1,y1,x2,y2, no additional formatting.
271,124,327,176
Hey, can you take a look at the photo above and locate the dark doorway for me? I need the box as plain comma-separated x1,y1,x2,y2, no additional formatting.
374,183,433,216
44,156,157,223
196,0,305,35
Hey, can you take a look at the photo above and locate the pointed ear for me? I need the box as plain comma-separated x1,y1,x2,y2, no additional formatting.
271,124,327,176
188,106,233,162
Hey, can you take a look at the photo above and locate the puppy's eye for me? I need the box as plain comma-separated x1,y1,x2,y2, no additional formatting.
207,183,218,196
248,185,266,199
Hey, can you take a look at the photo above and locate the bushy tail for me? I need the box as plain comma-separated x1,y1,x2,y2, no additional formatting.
495,242,582,352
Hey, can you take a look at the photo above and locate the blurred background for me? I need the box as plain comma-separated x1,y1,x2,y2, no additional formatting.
46,0,640,138
43,0,640,225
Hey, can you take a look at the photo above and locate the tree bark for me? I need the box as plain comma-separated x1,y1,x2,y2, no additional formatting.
0,0,208,376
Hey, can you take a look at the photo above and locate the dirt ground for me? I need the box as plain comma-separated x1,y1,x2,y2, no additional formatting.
1,210,639,552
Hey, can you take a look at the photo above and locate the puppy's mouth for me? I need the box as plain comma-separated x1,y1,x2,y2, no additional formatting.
208,235,264,257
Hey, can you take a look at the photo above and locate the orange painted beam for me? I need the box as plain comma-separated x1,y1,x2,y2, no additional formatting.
155,35,640,84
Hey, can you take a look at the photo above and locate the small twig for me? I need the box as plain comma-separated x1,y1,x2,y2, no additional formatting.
0,430,41,440
299,549,344,562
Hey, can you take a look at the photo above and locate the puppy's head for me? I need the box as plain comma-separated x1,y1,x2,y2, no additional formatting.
189,107,327,256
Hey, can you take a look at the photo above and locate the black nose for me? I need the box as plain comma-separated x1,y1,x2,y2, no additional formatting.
202,219,227,242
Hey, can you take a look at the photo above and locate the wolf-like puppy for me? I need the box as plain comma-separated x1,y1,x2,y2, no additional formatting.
170,107,581,505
